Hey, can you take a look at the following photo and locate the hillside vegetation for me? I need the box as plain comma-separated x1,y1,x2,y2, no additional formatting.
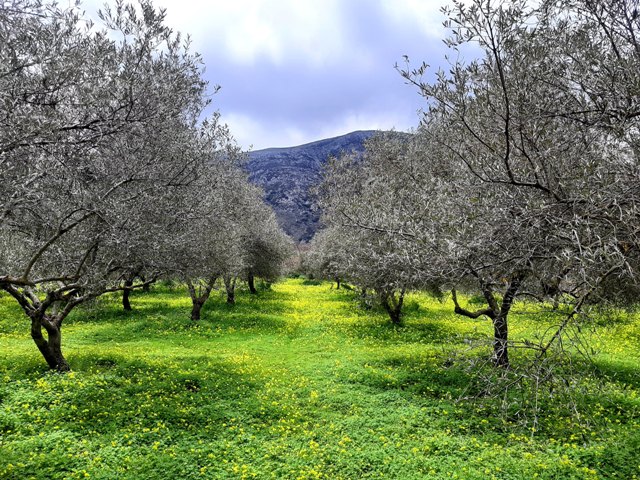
1,279,639,479
247,131,375,242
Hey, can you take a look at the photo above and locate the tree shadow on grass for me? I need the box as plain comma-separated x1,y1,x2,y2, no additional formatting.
1,350,288,438
341,345,640,418
65,287,299,345
0,349,307,480
334,316,473,347
315,287,475,344
338,352,471,401
69,286,294,323
590,358,640,388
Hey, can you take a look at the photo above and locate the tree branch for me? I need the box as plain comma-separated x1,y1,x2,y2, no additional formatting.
451,288,495,319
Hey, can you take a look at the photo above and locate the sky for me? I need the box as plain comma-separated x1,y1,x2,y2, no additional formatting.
85,0,452,150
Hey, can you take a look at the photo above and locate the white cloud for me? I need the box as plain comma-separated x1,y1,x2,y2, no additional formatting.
106,0,351,67
83,0,442,66
379,0,447,39
223,112,315,150
80,0,441,149
221,112,265,150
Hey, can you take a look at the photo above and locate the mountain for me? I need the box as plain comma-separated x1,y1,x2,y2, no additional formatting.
246,130,376,242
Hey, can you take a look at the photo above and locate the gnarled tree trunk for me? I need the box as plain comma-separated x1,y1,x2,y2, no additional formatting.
187,277,216,321
2,283,85,372
122,278,133,311
139,274,153,292
380,289,405,325
492,313,509,368
122,272,158,311
31,313,70,371
451,274,524,368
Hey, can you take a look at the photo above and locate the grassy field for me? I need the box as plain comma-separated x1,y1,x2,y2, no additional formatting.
0,278,639,479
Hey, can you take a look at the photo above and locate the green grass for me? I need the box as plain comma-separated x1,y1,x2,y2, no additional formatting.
0,279,639,479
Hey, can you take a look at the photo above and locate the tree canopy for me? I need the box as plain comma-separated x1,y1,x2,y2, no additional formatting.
314,0,640,367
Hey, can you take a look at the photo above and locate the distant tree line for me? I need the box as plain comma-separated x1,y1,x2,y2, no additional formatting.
309,0,639,369
0,0,291,371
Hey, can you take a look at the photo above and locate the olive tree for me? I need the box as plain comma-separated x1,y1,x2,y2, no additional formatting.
319,0,638,364
241,202,292,294
305,227,349,288
393,0,640,365
172,127,290,318
317,132,442,325
164,118,246,319
220,182,291,304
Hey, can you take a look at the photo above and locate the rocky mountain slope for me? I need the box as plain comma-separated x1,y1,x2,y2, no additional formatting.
246,130,376,242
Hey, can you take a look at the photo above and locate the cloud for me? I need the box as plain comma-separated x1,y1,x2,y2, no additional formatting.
224,113,315,150
126,0,447,66
380,0,447,38
82,0,450,149
106,0,352,67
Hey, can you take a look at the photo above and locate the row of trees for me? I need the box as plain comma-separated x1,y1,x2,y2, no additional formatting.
310,0,640,368
0,0,290,371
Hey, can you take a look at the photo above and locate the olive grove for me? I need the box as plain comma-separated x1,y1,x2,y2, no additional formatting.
176,143,292,319
315,0,640,368
0,0,290,370
314,133,442,325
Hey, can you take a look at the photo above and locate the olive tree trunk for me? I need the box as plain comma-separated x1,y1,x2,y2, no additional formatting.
122,278,134,311
247,272,257,294
31,314,70,371
187,277,216,321
451,274,524,368
380,289,405,325
1,284,87,371
224,275,236,304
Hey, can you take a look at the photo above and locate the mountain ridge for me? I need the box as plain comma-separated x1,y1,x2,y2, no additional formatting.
246,130,377,242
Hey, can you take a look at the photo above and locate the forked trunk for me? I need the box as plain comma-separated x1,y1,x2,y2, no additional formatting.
187,277,216,321
31,314,70,372
451,274,524,369
3,284,83,371
388,307,401,325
